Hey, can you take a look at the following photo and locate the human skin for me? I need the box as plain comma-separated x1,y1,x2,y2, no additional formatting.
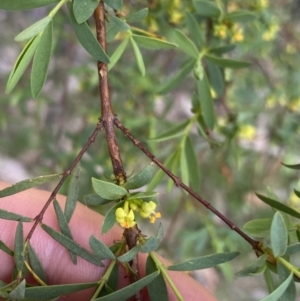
0,182,218,301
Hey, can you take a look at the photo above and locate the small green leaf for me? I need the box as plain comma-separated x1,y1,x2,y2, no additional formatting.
28,243,47,283
102,201,125,234
25,282,98,299
285,242,300,255
126,8,148,23
206,59,224,97
294,189,300,199
89,235,115,260
108,38,129,71
204,54,251,69
0,209,32,222
94,271,159,301
260,273,293,301
67,2,110,63
130,37,145,76
185,12,204,49
225,10,256,23
125,163,155,190
180,139,189,186
0,240,14,256
235,254,267,277
9,279,25,300
156,59,195,94
14,221,24,272
117,245,141,262
92,178,127,200
146,256,168,301
0,0,58,10
73,0,99,24
132,34,177,50
41,223,104,266
5,36,40,94
172,29,198,59
53,200,77,263
281,162,300,170
278,261,296,301
110,16,130,32
31,20,53,98
193,59,204,80
193,0,221,17
140,236,160,253
256,193,300,219
64,163,81,222
104,0,123,10
243,218,272,237
270,212,288,257
208,45,236,55
168,251,240,271
15,16,51,41
197,71,215,129
82,194,112,206
126,191,158,201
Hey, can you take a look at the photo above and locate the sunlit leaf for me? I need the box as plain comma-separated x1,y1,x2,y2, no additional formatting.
0,0,59,10
278,261,296,301
168,251,240,271
132,34,177,50
102,201,125,234
125,163,155,190
281,162,300,170
31,20,53,98
0,240,14,256
270,212,287,257
204,54,251,69
14,221,24,272
92,178,127,200
236,254,267,277
0,209,32,222
126,8,148,23
243,218,272,237
104,0,123,10
82,194,112,206
9,279,25,300
89,235,116,260
172,29,198,59
225,10,256,23
73,0,99,24
193,0,221,17
108,38,129,71
185,12,204,49
28,243,47,283
15,16,51,41
130,37,145,76
117,245,140,262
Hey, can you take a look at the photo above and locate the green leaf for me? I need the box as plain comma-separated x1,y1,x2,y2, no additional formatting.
193,0,221,17
92,178,127,200
243,218,272,237
206,59,224,97
9,279,25,300
132,34,177,50
270,212,288,257
126,8,148,23
5,36,40,94
73,0,99,24
259,273,293,301
197,71,215,129
208,45,236,55
281,162,300,170
168,251,240,271
140,223,163,253
108,38,129,71
125,163,155,190
256,193,300,219
294,189,300,199
109,16,130,32
193,59,204,80
117,245,141,262
15,16,51,41
94,271,159,301
89,235,116,260
146,256,168,301
235,254,267,277
156,59,195,94
130,37,145,76
0,209,32,222
225,10,256,23
204,54,251,69
148,119,190,142
14,221,24,272
185,12,204,49
53,200,77,264
0,0,59,10
0,240,14,256
104,0,123,10
67,2,110,63
172,29,199,59
28,243,47,283
278,262,296,301
31,20,53,98
41,223,104,266
285,242,300,255
25,282,98,299
64,163,80,222
102,201,125,234
126,191,158,201
82,194,112,206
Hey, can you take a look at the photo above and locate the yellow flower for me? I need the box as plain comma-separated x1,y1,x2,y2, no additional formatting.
115,202,136,228
139,201,161,223
238,125,256,140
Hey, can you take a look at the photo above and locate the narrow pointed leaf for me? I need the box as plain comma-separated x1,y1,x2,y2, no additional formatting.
294,189,300,199
53,200,77,263
168,251,240,271
270,212,287,257
73,0,99,24
243,218,272,237
117,245,141,262
0,240,14,256
25,282,97,299
9,279,25,300
15,16,51,41
281,162,300,170
5,36,40,95
140,236,160,253
278,262,296,301
92,178,127,200
126,8,148,23
41,223,104,266
0,0,59,10
236,254,267,277
209,45,236,55
132,34,177,50
108,38,129,71
180,139,189,186
64,163,80,222
256,193,300,219
225,11,256,23
89,235,115,260
82,194,112,206
130,37,145,76
67,2,110,63
94,271,159,301
104,0,123,10
0,174,61,198
146,256,168,301
102,201,125,234
31,20,53,98
0,209,32,222
206,59,224,97
185,12,204,48
28,243,47,283
204,54,251,69
285,242,300,255
14,221,24,272
172,29,198,58
193,0,221,17
125,163,155,190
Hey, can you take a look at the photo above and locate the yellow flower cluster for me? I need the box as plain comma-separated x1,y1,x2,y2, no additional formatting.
115,200,161,228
